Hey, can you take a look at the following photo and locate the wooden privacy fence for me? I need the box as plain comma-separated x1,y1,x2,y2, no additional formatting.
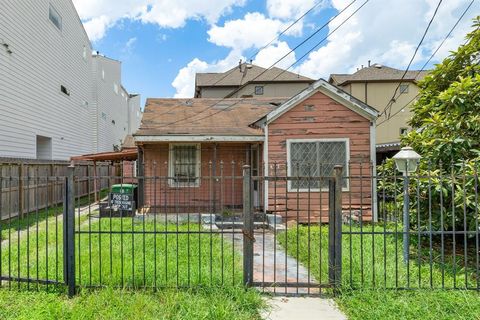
0,160,115,220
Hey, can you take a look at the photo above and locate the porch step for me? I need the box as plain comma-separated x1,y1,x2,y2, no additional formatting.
215,221,269,229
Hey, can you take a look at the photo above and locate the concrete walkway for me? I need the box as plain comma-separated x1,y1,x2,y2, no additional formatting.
263,297,347,320
222,229,347,319
252,231,318,294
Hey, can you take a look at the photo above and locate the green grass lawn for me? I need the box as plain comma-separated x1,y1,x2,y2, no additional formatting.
0,212,264,319
279,225,480,319
1,216,243,288
0,287,264,320
0,189,109,240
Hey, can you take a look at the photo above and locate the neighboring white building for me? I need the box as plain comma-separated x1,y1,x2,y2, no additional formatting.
91,55,142,153
0,0,142,160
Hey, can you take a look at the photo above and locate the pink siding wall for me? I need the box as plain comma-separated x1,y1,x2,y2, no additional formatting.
267,91,373,222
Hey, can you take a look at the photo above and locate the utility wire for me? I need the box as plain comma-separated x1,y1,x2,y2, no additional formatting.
381,0,443,118
255,0,371,87
377,0,475,126
153,0,327,118
166,0,365,126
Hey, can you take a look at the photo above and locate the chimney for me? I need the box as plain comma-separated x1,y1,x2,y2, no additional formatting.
368,60,371,67
239,59,243,71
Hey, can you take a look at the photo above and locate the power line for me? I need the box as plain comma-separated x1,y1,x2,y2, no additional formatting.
376,94,419,127
377,0,475,126
417,0,475,74
256,0,372,86
153,0,327,118
381,0,443,118
166,0,366,127
224,0,360,99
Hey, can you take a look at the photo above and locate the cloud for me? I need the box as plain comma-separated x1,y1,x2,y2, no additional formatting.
295,0,479,79
82,15,113,42
207,13,285,51
266,0,325,19
172,51,244,98
72,0,246,42
121,37,137,56
254,41,297,69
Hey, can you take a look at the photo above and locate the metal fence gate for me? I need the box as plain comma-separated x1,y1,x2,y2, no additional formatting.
64,165,343,296
244,165,343,295
1,163,343,297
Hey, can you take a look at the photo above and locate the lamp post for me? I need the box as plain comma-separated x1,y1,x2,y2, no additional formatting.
393,146,421,263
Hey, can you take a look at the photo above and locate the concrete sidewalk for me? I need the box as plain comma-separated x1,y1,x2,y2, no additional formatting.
263,297,347,320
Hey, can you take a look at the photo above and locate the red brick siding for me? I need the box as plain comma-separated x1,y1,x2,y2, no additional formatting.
142,143,257,213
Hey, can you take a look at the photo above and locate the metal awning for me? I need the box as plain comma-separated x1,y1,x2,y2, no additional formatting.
71,148,138,162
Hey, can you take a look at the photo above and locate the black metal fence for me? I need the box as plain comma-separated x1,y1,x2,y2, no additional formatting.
0,161,478,296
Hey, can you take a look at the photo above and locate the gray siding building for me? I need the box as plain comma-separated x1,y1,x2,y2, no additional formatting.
0,0,142,160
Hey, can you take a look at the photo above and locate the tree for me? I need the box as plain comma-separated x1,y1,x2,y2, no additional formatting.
379,17,480,231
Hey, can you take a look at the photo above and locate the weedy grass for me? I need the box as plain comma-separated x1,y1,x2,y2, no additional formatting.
0,213,265,319
279,225,480,320
0,286,264,320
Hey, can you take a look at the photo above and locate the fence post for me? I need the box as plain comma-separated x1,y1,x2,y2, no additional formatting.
333,165,343,290
137,147,144,208
63,166,76,297
328,178,336,286
329,166,343,292
243,165,254,287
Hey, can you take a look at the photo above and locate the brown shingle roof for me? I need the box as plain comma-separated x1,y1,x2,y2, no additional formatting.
330,64,429,85
196,64,313,87
136,98,286,137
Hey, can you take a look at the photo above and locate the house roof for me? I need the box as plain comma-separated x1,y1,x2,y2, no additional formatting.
329,64,429,85
135,98,285,140
195,64,314,87
265,79,379,124
71,149,138,162
136,79,379,143
122,135,136,149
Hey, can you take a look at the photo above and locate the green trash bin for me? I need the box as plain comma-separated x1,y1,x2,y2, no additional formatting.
108,184,138,215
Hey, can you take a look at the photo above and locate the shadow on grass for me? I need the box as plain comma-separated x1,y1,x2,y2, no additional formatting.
0,189,109,239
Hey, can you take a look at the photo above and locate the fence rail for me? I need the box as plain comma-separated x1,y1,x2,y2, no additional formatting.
0,161,478,296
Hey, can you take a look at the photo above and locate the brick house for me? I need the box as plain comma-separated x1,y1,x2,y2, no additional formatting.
134,79,378,221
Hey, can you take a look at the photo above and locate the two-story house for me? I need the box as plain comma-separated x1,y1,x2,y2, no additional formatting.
329,63,428,161
194,62,314,98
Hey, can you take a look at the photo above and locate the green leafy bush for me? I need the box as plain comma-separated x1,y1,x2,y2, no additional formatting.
378,17,480,232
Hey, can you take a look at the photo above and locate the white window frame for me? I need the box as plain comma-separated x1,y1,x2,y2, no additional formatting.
286,138,350,192
168,143,201,187
255,86,264,95
83,46,88,61
48,4,62,31
399,84,409,94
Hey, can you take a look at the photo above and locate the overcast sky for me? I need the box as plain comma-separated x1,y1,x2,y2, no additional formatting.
72,0,480,106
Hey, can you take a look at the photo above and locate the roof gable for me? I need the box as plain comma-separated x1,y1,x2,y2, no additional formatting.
330,64,429,85
266,79,379,124
196,64,314,87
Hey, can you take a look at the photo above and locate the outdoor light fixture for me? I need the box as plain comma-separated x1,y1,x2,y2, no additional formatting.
393,146,421,174
393,146,421,263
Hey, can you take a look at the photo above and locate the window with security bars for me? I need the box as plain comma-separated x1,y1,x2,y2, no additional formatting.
289,140,348,190
169,144,200,186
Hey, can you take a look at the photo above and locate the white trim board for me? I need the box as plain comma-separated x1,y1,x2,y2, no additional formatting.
285,138,350,192
167,143,201,188
135,135,264,143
